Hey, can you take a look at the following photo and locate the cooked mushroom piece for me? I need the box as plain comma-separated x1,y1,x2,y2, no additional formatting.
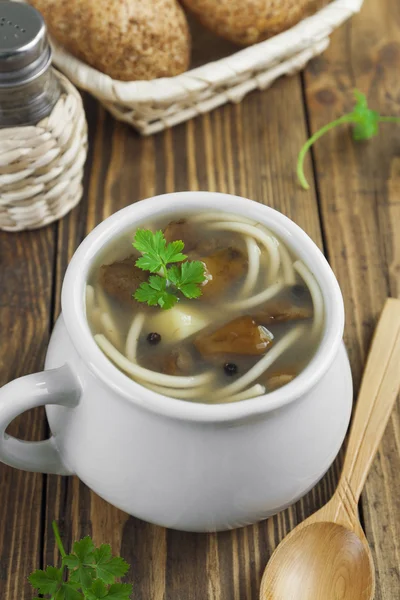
164,218,198,252
200,247,247,299
265,370,296,391
253,298,312,325
192,237,219,257
99,257,148,307
194,316,273,356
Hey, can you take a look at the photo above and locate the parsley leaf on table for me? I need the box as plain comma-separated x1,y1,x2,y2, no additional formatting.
105,583,133,599
86,580,132,600
29,566,63,596
297,89,400,190
85,579,109,599
351,90,380,140
64,537,96,588
56,582,84,600
133,229,206,309
93,545,130,583
29,522,132,600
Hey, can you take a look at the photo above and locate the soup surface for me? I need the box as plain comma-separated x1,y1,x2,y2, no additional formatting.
86,211,324,403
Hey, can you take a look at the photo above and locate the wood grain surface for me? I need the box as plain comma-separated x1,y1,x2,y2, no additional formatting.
0,0,399,598
0,227,55,598
303,0,400,597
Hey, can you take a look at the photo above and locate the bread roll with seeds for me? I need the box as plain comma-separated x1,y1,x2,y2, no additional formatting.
179,0,324,46
29,0,191,80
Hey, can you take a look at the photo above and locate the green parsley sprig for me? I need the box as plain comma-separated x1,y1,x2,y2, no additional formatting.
133,229,206,310
297,90,400,190
29,521,132,600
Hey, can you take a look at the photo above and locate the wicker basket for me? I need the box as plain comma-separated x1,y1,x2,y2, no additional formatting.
47,0,364,135
0,71,87,232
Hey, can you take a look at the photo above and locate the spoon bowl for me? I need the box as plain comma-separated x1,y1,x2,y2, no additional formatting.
260,522,374,600
260,298,400,600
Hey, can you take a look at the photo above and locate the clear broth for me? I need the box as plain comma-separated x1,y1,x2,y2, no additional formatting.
86,212,323,404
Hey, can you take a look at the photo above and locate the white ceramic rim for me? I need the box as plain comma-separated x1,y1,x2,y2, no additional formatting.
61,192,345,423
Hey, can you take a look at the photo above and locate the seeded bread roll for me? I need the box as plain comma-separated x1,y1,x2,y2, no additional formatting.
29,0,191,80
179,0,323,46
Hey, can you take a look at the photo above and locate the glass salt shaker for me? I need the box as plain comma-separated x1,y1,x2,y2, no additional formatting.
0,1,62,127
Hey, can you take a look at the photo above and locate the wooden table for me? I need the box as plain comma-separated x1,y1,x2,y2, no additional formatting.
1,0,399,597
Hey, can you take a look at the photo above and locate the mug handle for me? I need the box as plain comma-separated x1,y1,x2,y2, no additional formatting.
0,364,80,475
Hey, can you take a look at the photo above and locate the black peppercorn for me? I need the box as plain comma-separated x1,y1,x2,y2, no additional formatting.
224,363,238,376
147,332,161,345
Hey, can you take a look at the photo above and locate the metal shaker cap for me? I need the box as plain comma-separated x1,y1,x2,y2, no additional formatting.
0,1,51,87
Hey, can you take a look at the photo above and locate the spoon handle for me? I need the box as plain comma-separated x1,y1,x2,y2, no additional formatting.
338,298,400,505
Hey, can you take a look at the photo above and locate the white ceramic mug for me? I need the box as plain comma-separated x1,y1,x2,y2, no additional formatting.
0,192,352,532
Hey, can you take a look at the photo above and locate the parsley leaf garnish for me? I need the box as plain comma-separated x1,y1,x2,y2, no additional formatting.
297,89,400,190
134,275,179,309
29,522,132,600
167,261,206,299
133,228,206,309
133,229,187,276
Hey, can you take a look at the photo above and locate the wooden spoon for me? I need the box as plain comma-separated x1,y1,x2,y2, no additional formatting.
260,298,400,600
